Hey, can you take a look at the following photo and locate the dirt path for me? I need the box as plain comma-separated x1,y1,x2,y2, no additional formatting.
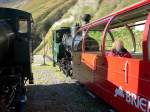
25,55,114,112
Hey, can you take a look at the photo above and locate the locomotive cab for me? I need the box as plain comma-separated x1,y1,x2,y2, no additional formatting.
0,8,33,112
72,0,150,112
0,8,33,81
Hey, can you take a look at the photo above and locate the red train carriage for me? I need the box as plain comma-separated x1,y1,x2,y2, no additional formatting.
72,0,150,112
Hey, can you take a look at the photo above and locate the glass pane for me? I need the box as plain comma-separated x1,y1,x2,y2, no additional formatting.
19,20,28,33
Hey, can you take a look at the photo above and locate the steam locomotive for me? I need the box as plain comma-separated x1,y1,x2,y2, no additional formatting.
0,8,33,112
52,14,99,76
52,27,73,76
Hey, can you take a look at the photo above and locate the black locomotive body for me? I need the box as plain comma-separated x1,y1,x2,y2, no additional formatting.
52,27,73,76
0,8,33,112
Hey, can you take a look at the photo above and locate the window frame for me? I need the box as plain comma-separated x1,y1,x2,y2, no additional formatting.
83,30,102,52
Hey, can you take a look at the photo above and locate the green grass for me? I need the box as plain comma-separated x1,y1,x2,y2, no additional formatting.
32,64,51,71
92,0,141,21
22,0,62,20
36,0,77,32
32,61,66,81
88,31,102,45
92,0,117,20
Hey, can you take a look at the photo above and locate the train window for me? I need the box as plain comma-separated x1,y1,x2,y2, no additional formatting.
105,22,145,59
132,21,145,53
108,27,134,52
84,31,101,52
56,33,62,43
18,20,28,33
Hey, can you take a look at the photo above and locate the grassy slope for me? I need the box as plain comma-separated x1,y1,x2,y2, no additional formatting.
22,0,67,20
22,0,77,31
34,0,142,55
34,0,101,55
19,0,77,50
92,0,141,20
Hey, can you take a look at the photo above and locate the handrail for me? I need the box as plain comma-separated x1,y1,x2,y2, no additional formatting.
101,17,114,54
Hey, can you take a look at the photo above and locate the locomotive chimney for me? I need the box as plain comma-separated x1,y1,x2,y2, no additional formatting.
82,14,91,25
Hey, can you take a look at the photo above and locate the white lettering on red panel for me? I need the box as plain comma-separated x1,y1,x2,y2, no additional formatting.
114,86,150,112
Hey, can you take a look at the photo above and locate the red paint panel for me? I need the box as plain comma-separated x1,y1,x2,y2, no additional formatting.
83,55,150,112
81,52,97,70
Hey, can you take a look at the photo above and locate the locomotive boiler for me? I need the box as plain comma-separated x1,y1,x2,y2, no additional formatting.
0,8,33,112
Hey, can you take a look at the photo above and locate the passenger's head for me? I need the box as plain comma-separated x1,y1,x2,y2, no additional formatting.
112,40,124,52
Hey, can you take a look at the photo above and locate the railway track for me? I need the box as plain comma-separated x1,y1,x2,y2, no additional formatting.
25,55,115,112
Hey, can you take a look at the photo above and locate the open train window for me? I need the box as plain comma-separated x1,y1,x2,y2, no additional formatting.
18,20,28,33
84,30,101,52
105,32,114,51
105,21,145,59
132,21,145,54
109,27,134,52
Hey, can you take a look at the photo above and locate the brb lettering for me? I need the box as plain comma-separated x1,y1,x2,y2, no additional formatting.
114,86,150,112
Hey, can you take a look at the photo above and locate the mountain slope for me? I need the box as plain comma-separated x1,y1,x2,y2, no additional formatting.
2,0,141,55
34,0,101,54
34,0,142,55
92,0,141,20
19,0,77,49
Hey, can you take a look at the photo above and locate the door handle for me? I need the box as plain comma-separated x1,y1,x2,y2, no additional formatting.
124,61,128,84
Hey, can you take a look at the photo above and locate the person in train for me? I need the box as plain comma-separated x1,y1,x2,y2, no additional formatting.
108,40,132,58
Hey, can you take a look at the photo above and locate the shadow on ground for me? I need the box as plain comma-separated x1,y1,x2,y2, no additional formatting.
25,83,112,112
